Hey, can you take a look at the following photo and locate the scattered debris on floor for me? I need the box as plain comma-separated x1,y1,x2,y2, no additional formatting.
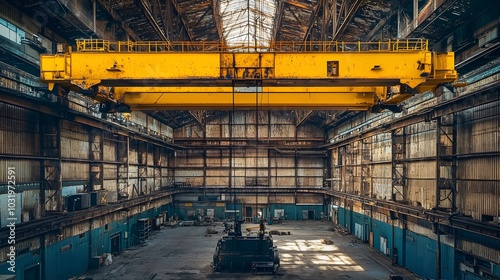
269,230,291,235
206,227,218,235
331,224,349,235
179,221,194,226
321,238,334,245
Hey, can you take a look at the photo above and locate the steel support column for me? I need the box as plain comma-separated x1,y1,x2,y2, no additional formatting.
40,115,62,212
435,115,457,211
391,128,407,202
89,127,104,191
360,137,372,197
117,136,129,198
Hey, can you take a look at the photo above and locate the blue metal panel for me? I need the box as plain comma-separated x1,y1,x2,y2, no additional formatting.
44,234,89,280
405,231,437,279
440,242,455,280
0,250,41,279
492,262,500,277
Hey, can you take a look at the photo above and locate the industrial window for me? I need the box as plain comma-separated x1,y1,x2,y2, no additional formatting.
327,61,339,77
60,244,72,253
105,224,109,231
0,17,24,44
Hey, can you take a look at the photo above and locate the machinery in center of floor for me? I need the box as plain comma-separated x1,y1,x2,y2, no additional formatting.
212,220,280,274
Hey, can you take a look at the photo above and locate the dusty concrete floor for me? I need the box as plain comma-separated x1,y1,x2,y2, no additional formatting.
84,221,420,280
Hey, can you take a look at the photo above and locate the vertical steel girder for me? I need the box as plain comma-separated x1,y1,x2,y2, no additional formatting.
117,135,129,197
40,116,63,212
435,115,457,212
360,137,372,197
89,127,104,191
391,128,407,202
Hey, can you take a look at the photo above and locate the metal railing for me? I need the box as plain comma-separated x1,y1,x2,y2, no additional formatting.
75,39,428,53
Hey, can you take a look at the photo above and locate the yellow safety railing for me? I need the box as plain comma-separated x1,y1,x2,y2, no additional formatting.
75,38,428,53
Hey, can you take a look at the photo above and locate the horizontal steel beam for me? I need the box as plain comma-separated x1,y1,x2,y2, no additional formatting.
39,41,457,111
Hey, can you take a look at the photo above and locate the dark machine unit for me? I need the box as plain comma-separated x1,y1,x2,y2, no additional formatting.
212,220,280,274
66,193,91,211
90,191,108,206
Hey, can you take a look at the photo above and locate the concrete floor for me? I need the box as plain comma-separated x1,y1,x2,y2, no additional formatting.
83,221,420,280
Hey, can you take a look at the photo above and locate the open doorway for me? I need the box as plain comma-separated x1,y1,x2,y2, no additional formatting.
111,233,121,255
308,210,315,220
24,264,40,280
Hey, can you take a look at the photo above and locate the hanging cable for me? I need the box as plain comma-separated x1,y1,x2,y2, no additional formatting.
255,79,259,222
230,80,236,218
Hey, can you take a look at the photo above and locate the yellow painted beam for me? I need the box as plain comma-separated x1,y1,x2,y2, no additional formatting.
112,86,385,110
120,91,375,110
40,51,456,90
39,40,458,111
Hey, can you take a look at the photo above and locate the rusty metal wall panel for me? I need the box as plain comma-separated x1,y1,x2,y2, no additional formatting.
271,177,295,187
270,168,295,176
371,133,391,162
269,194,295,203
174,124,204,138
298,177,323,187
295,194,323,203
21,189,41,222
128,146,138,164
458,240,500,263
103,164,116,179
160,123,173,139
407,123,436,158
61,138,89,159
206,169,229,177
0,103,40,155
457,178,499,220
455,101,500,220
61,162,89,181
458,101,500,154
206,124,221,138
297,124,323,138
372,178,392,200
407,180,436,209
129,111,148,128
0,159,40,182
103,141,117,161
128,165,138,176
175,170,203,177
297,168,322,176
270,124,295,138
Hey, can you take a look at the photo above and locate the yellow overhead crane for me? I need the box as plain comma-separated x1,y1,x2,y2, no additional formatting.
40,39,458,112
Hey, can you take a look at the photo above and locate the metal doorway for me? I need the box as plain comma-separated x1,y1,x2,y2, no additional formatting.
111,232,121,255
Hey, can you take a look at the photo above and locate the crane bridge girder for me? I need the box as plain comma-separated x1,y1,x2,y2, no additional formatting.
40,39,458,112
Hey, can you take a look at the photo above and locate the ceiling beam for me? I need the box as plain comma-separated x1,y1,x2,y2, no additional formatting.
189,110,205,128
296,110,314,127
365,8,397,41
153,0,171,39
321,0,333,40
96,0,141,41
332,0,365,40
135,0,168,40
271,0,286,41
170,0,194,40
302,0,323,41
